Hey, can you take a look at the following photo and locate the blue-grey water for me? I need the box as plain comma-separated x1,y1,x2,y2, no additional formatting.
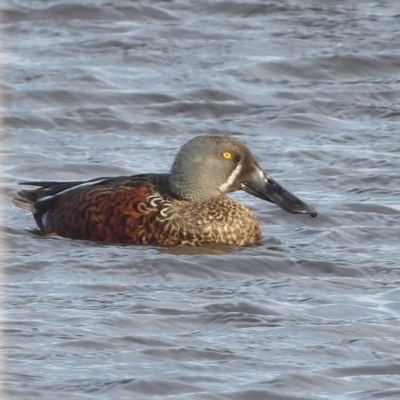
2,1,400,399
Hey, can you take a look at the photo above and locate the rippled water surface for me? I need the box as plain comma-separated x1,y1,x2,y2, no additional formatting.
2,1,400,399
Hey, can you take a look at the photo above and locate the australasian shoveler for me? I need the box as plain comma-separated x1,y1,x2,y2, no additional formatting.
12,135,317,246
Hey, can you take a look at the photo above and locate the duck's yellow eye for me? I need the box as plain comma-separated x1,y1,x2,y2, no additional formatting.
222,152,232,159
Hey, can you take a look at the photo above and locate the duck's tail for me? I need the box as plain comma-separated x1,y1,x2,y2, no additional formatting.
12,189,38,212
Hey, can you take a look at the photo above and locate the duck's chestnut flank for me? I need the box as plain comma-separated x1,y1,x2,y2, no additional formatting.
12,135,317,246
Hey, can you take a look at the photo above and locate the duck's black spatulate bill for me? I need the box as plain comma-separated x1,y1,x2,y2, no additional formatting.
241,168,317,217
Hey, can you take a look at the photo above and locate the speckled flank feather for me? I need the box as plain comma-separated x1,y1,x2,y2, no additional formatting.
13,174,261,246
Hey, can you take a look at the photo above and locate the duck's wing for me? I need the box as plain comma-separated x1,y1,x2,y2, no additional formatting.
12,175,170,237
13,177,123,212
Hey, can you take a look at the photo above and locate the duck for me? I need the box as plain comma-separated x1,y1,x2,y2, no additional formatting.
12,135,317,246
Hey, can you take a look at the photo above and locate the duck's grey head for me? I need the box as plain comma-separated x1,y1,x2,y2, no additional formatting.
168,135,317,217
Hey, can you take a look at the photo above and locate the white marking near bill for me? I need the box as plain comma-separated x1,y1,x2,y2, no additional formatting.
219,162,242,193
